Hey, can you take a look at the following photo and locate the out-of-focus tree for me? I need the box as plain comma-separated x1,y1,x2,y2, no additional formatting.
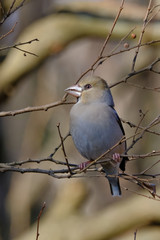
0,0,160,240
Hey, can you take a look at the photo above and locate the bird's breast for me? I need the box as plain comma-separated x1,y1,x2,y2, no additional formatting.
70,102,124,160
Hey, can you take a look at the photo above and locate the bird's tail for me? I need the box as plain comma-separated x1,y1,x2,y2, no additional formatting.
107,176,121,196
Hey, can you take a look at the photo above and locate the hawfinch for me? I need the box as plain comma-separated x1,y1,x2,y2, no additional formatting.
65,76,127,196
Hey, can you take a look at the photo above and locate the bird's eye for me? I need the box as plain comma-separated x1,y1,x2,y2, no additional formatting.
84,84,92,90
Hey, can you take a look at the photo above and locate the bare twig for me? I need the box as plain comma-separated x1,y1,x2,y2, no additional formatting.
75,0,125,84
125,114,160,154
126,82,160,92
123,186,160,201
100,39,160,66
0,0,26,25
0,57,159,118
50,131,71,157
0,22,17,41
5,156,77,167
0,101,75,117
132,110,148,143
134,229,137,240
57,123,72,176
110,57,160,88
0,38,39,56
99,0,125,57
0,0,159,201
121,118,160,136
14,46,38,57
36,202,46,240
140,159,160,175
131,0,153,71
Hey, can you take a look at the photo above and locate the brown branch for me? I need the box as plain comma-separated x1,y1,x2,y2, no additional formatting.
125,114,160,154
0,0,26,25
0,56,159,118
126,82,160,92
50,131,71,157
75,0,125,84
0,22,17,41
121,118,160,136
75,39,160,85
132,110,148,143
5,156,77,168
57,123,72,176
0,101,75,117
1,163,160,200
0,38,39,54
110,57,160,88
131,0,153,71
134,230,137,240
14,46,38,57
100,39,160,64
121,150,160,161
36,202,46,240
99,0,125,57
140,159,160,175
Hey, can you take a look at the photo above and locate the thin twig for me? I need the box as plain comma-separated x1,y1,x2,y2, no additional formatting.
131,0,153,71
57,123,72,176
96,27,136,67
0,22,17,41
132,110,148,142
125,114,160,154
50,132,71,157
0,57,159,118
121,118,160,136
5,156,77,167
140,159,160,175
126,82,160,92
0,101,75,117
14,46,38,57
0,38,39,55
0,0,26,25
36,202,46,240
134,229,137,240
75,0,125,83
110,57,160,88
123,186,160,201
99,0,125,57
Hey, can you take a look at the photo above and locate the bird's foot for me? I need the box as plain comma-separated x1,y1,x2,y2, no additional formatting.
79,160,91,170
112,153,121,163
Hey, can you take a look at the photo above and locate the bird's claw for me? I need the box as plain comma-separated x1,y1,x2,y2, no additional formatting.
79,161,91,170
112,153,121,163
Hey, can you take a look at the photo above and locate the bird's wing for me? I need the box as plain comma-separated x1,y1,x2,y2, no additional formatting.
111,106,128,171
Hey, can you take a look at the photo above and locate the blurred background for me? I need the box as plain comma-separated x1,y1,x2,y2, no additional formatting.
0,0,160,239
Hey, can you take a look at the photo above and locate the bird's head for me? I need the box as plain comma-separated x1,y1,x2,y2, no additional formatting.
65,75,114,106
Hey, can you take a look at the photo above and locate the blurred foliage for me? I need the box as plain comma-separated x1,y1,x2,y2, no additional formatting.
0,0,160,240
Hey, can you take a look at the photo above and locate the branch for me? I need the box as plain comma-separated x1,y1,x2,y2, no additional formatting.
36,202,46,240
0,2,159,101
99,0,125,57
0,38,39,56
110,57,160,88
0,0,26,25
0,56,159,118
57,123,72,176
131,0,153,71
0,101,75,117
0,22,17,40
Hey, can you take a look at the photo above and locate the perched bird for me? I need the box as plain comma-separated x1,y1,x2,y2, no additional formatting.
65,76,127,196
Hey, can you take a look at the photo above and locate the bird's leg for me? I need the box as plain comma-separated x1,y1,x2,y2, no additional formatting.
79,160,91,170
112,153,121,163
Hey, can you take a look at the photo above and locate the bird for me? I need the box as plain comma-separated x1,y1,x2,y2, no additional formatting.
65,75,128,196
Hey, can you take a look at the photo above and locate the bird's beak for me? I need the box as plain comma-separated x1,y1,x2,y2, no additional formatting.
65,85,82,98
